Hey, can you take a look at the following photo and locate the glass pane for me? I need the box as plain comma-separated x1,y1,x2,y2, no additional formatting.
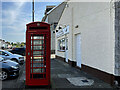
32,59,44,62
31,40,32,45
31,36,33,39
33,46,43,50
33,68,45,73
33,51,44,56
33,40,44,45
31,57,32,63
33,36,44,39
33,57,43,61
31,57,43,61
31,63,44,67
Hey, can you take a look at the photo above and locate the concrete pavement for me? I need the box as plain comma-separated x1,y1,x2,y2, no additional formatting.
2,58,118,89
51,59,113,89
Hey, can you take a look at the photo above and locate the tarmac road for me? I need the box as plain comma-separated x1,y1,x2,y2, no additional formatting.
2,63,25,89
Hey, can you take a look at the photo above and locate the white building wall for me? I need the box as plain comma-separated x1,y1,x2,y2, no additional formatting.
73,2,115,74
55,4,73,60
56,1,115,75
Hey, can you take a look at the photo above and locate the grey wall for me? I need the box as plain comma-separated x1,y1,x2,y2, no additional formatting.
47,2,67,52
115,1,120,76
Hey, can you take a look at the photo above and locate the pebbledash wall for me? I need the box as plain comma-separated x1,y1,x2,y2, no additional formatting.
55,0,120,85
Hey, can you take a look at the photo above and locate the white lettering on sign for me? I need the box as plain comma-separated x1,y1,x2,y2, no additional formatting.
56,26,69,38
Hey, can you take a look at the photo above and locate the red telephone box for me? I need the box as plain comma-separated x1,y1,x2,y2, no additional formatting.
26,22,50,86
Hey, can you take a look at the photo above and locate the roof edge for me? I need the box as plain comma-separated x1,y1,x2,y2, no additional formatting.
26,21,49,26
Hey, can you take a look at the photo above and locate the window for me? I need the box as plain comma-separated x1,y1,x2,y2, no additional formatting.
53,22,58,30
0,51,9,56
14,48,19,50
54,24,57,30
2,52,6,55
58,38,65,51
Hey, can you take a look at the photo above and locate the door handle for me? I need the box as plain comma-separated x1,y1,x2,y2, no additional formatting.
28,52,30,56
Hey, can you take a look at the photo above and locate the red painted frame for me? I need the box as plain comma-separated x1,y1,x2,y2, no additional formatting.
26,22,50,86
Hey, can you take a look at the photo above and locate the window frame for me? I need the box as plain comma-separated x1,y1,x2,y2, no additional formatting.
58,38,65,52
